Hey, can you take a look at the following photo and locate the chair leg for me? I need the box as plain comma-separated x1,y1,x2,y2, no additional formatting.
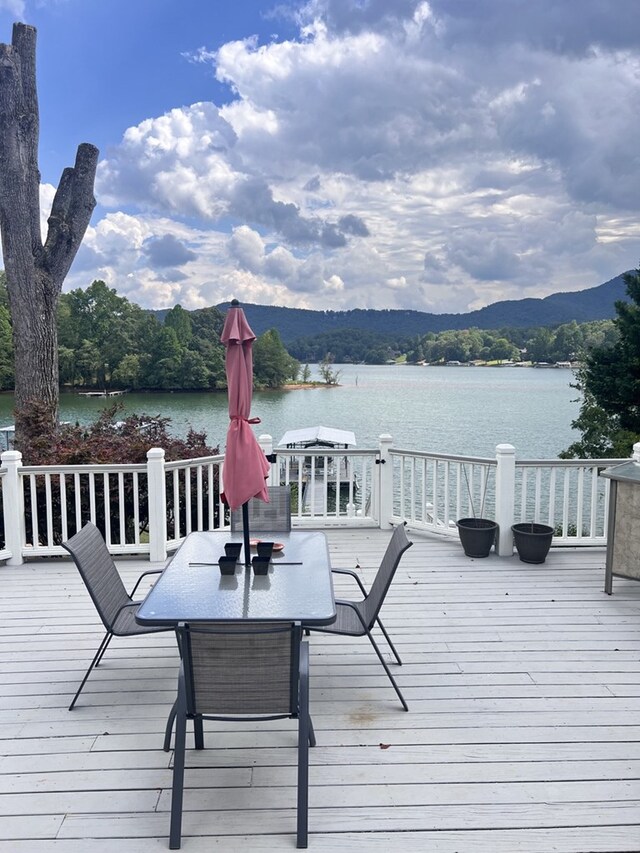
68,630,113,711
297,644,311,848
169,677,187,849
365,629,409,711
375,618,403,665
193,715,204,750
165,627,184,751
94,630,115,667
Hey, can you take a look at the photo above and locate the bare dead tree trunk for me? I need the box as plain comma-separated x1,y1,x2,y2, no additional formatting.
0,23,98,446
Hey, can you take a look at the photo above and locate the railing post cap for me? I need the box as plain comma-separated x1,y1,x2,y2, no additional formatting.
379,433,393,442
146,447,166,460
1,450,22,463
258,433,272,441
496,443,516,455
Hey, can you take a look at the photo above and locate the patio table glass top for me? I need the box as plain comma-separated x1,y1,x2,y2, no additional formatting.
135,530,336,626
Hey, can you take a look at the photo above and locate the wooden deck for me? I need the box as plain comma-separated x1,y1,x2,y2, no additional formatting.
1,529,640,852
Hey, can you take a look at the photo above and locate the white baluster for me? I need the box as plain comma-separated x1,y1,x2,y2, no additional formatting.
495,443,516,556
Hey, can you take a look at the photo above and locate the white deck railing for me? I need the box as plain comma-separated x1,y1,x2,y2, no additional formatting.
389,445,624,550
0,437,629,565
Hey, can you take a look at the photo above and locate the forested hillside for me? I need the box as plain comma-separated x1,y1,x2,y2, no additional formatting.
0,273,624,392
216,272,628,343
288,320,617,365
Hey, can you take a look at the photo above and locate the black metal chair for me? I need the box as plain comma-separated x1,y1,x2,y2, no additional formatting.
307,523,413,711
169,622,314,849
230,485,291,532
62,522,173,711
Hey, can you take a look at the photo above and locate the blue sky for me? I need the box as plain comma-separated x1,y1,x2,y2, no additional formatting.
1,0,639,314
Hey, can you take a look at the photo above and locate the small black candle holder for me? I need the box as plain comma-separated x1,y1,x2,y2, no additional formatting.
224,542,242,560
218,556,238,575
256,541,274,560
252,556,270,575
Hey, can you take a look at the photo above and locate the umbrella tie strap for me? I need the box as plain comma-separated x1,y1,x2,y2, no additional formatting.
231,415,261,424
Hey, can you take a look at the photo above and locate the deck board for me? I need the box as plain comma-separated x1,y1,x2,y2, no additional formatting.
1,529,640,851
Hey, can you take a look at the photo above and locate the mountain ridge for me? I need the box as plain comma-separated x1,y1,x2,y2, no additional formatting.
215,272,629,343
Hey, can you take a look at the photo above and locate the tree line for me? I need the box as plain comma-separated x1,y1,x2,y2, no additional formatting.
0,276,299,392
289,318,618,365
0,274,624,392
1,267,638,462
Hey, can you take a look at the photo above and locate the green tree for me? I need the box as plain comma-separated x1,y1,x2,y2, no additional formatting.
59,281,143,387
111,354,143,389
57,345,76,387
75,340,102,387
164,304,193,346
189,306,226,388
0,273,13,389
142,326,183,389
488,337,519,362
550,320,581,362
176,349,210,389
0,302,13,390
364,346,390,364
561,268,640,458
526,328,554,362
253,329,299,388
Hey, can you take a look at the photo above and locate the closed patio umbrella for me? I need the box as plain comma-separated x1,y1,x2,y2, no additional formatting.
221,300,270,565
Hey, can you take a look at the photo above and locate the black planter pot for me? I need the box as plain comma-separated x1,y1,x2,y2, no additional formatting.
511,523,554,564
456,518,498,558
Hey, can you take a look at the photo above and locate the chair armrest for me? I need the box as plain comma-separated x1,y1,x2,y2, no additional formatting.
130,568,163,598
331,567,368,598
334,598,369,630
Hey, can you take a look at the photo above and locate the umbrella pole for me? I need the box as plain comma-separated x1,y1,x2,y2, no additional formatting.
242,501,251,567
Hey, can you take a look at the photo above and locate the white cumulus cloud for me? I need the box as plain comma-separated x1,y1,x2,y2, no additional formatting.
84,0,640,313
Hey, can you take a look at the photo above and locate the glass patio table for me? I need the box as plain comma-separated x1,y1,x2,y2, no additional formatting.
135,530,336,626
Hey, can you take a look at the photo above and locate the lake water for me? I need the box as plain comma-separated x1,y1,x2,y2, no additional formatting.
0,364,581,459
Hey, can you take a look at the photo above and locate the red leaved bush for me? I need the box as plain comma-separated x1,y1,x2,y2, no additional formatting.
12,402,222,546
15,402,218,465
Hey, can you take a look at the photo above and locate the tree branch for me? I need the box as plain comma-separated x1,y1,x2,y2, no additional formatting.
42,142,99,287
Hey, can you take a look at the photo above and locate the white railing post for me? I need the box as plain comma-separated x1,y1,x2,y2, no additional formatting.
495,443,516,556
378,434,393,529
146,447,167,562
633,442,640,463
259,434,278,486
1,450,25,565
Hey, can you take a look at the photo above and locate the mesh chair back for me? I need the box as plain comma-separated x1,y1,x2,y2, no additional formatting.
181,622,299,716
62,523,131,630
361,524,413,628
230,485,292,533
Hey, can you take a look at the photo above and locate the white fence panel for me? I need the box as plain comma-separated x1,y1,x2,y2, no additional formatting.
18,462,149,556
165,456,226,551
274,448,379,526
515,459,624,544
389,450,496,536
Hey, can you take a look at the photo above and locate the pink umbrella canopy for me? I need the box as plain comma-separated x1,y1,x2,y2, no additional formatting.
220,301,270,511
